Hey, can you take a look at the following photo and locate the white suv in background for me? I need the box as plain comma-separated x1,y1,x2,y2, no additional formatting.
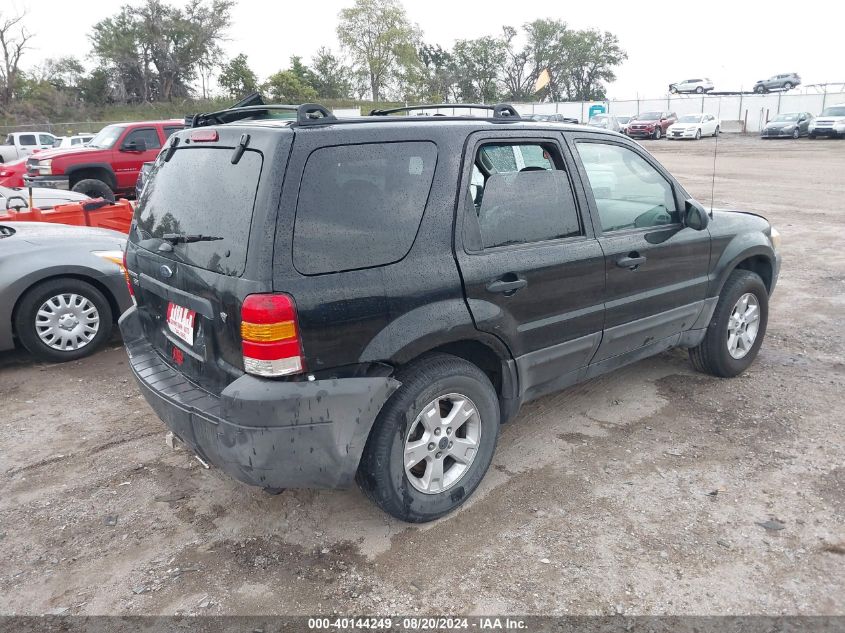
809,104,845,139
0,132,58,163
669,78,715,94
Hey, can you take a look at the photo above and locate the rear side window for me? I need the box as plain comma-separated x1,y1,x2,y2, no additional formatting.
293,141,437,275
466,142,582,249
133,148,262,276
19,134,37,146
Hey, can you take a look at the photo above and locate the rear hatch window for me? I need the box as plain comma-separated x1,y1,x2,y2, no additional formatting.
133,148,262,276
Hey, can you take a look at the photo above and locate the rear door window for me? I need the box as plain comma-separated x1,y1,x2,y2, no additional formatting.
19,134,37,146
132,148,263,276
293,141,437,275
466,142,582,249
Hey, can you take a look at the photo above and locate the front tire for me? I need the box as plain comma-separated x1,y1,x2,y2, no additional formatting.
356,354,500,522
653,126,662,140
14,278,114,362
695,129,702,140
755,86,766,94
689,270,768,378
792,128,800,139
713,125,720,137
71,178,115,202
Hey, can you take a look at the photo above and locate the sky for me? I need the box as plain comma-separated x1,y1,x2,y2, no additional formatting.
6,0,844,100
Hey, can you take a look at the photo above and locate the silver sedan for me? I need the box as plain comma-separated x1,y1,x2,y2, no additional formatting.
0,222,132,362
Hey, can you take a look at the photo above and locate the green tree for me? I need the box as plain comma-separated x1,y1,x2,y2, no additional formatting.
336,0,419,101
451,36,504,103
523,18,569,101
219,53,258,99
91,0,234,103
416,43,455,102
561,29,627,100
0,10,32,106
310,47,351,100
500,26,533,101
264,69,318,103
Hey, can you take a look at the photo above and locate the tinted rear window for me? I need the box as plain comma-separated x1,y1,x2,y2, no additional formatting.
132,148,262,276
293,141,437,275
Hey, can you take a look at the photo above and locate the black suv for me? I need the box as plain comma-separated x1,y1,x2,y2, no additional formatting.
120,102,781,522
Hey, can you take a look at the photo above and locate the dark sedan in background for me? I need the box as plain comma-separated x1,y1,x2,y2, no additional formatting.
761,112,815,138
0,222,131,362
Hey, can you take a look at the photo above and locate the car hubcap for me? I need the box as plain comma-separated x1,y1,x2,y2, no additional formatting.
403,393,481,494
726,292,760,360
36,293,100,351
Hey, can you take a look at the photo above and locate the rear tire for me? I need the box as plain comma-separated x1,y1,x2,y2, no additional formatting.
14,278,114,362
783,82,792,90
71,178,115,202
356,354,500,522
689,270,768,378
695,86,704,94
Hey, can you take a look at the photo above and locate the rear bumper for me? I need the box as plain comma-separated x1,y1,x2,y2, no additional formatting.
119,307,400,490
23,174,70,190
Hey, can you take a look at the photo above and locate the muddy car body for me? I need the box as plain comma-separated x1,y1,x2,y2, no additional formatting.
120,103,781,522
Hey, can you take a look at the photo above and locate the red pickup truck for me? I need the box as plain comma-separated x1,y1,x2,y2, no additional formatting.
24,119,183,200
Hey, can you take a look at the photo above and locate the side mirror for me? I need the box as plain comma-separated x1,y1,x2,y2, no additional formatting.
683,199,709,231
122,139,146,152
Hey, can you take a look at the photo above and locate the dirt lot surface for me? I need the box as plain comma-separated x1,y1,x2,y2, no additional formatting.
1,135,844,617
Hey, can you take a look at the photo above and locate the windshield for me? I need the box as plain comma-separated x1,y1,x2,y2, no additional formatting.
616,116,631,123
678,115,702,123
821,107,845,117
87,125,126,149
773,113,800,122
634,112,660,121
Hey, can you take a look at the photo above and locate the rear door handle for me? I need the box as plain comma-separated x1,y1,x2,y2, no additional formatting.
486,276,528,295
616,253,647,270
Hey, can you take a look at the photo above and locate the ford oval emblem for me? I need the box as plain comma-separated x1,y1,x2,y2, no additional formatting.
160,265,173,278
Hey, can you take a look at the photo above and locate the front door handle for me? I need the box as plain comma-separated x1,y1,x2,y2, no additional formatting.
616,252,647,270
487,275,527,295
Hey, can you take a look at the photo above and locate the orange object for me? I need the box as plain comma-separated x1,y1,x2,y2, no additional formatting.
0,198,133,234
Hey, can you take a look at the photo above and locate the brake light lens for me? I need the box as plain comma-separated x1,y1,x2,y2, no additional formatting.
240,293,304,377
190,129,218,142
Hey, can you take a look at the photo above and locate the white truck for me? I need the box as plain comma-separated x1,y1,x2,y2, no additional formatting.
0,131,58,163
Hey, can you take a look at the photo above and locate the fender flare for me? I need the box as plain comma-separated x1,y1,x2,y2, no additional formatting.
710,234,776,296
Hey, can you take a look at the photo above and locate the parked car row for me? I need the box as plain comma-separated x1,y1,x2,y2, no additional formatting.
667,73,802,94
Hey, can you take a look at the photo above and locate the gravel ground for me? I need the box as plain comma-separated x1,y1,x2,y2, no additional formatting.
1,134,843,617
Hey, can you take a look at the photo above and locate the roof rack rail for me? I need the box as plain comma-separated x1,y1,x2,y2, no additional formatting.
369,103,521,119
188,99,336,128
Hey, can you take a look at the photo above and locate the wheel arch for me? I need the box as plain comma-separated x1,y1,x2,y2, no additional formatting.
66,164,117,189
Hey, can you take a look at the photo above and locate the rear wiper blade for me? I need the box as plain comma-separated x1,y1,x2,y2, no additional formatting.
161,233,224,244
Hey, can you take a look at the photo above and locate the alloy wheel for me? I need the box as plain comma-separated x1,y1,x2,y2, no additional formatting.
726,292,760,359
35,293,100,351
403,393,482,494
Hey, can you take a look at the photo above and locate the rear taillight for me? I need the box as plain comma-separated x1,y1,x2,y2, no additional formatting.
240,293,304,377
